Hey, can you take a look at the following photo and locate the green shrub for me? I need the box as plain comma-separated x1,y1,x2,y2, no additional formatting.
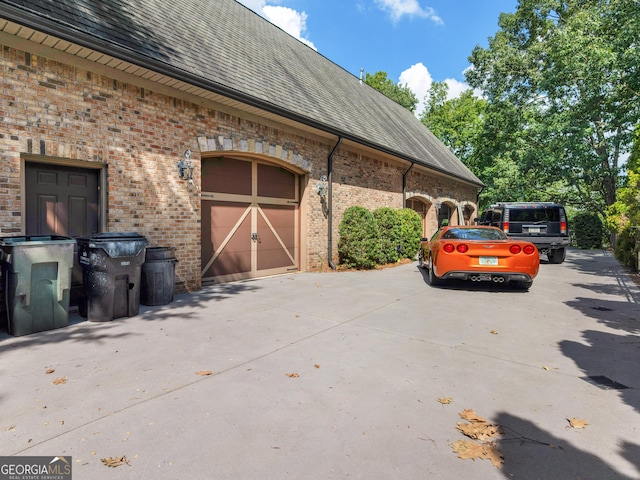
338,206,383,269
572,212,604,249
373,207,401,263
396,208,423,259
614,227,638,270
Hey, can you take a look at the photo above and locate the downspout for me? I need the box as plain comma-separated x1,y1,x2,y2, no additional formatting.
402,163,414,207
327,136,343,270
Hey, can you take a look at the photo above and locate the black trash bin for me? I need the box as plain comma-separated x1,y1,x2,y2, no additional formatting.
77,232,148,322
0,235,76,336
141,247,178,306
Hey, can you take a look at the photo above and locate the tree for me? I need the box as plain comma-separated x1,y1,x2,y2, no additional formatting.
364,71,418,113
421,81,568,208
421,82,487,172
466,0,640,217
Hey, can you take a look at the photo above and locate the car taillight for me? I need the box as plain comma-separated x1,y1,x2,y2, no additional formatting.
523,245,536,255
443,244,455,253
456,244,469,253
503,221,509,233
561,221,567,234
509,244,521,254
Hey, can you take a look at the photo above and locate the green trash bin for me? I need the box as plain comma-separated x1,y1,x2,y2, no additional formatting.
0,235,76,336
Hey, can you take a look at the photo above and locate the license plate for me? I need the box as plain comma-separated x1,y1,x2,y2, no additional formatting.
528,227,540,233
479,256,498,266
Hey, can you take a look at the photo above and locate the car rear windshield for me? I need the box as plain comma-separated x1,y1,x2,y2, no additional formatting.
508,208,561,222
442,228,507,241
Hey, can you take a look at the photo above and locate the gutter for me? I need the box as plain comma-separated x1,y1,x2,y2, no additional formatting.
327,137,343,270
0,3,483,188
402,163,414,207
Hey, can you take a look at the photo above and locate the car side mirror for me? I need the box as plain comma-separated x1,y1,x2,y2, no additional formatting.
420,237,428,242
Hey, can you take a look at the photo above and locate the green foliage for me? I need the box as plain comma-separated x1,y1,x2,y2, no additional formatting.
396,208,423,259
338,206,383,269
373,207,401,264
338,207,423,269
466,0,640,216
572,212,603,249
607,127,640,266
364,71,418,113
614,227,638,270
421,82,487,173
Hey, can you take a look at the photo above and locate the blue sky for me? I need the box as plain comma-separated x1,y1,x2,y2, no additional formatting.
237,0,518,115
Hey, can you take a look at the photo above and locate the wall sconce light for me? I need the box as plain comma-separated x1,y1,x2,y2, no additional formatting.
316,175,328,198
178,149,195,181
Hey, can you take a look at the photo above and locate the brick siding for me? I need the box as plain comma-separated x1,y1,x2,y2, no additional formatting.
0,43,478,290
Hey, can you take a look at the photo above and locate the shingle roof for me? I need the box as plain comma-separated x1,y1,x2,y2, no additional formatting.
0,0,482,186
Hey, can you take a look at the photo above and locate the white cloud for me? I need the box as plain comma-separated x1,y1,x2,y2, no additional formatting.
399,64,480,117
375,0,443,24
443,78,468,100
263,6,316,49
237,0,269,10
399,62,433,117
237,1,316,50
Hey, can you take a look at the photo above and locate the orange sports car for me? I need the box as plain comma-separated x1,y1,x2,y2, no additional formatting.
418,225,540,289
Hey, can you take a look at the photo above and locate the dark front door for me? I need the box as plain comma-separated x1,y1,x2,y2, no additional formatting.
25,162,100,305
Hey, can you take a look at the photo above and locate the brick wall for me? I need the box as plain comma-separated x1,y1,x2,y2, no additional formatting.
0,43,478,289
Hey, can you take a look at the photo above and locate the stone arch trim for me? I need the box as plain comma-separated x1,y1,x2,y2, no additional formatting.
197,135,311,174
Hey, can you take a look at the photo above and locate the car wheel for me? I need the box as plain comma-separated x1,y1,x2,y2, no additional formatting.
418,249,424,268
428,257,442,286
548,248,566,264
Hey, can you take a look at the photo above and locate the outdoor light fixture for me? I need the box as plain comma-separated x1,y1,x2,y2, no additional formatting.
178,149,195,181
316,175,328,198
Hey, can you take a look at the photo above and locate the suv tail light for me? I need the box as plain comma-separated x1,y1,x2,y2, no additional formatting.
503,221,509,233
560,221,567,234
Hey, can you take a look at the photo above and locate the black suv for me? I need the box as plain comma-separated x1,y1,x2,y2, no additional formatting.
476,202,570,263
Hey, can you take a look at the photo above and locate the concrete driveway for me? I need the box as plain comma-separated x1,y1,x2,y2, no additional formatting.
1,248,639,479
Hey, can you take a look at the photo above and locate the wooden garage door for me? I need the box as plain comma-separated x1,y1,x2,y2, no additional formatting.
201,157,299,283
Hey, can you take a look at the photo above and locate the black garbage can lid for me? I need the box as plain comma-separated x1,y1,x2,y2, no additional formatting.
82,232,146,240
77,232,148,257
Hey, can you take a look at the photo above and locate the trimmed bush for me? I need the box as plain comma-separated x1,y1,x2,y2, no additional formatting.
373,207,401,263
338,206,383,269
397,208,423,259
614,227,638,270
573,212,604,249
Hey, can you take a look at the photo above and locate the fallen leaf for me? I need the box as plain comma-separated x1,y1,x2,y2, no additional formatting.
314,364,320,369
457,421,501,441
101,456,130,468
53,378,67,385
45,369,55,374
437,397,453,404
490,330,498,335
452,440,503,469
286,373,300,378
4,425,16,432
195,370,213,376
459,409,487,423
568,417,589,429
542,366,550,371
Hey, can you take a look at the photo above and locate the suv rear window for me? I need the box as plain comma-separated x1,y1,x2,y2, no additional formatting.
508,208,561,223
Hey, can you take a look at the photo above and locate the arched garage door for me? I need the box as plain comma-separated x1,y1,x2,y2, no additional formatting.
201,157,300,283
